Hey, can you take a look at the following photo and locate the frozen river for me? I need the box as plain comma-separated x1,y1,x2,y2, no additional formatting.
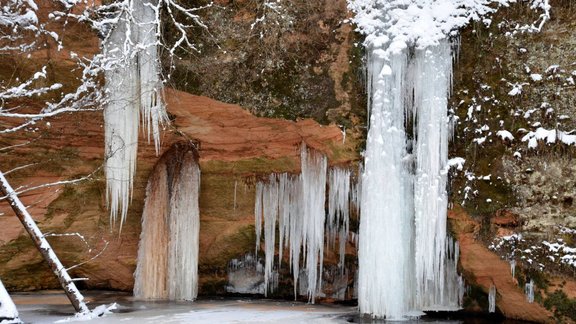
13,292,355,323
11,291,504,323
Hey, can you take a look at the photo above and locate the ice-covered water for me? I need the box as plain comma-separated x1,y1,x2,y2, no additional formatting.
11,292,508,323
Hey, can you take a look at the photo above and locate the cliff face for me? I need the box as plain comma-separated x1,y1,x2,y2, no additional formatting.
0,88,356,292
448,1,576,321
0,0,575,322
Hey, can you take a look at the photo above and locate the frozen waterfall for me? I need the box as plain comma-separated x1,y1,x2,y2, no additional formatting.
358,39,462,319
134,142,200,301
359,47,416,320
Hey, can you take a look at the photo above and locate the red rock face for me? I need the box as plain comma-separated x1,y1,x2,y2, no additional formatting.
0,88,357,294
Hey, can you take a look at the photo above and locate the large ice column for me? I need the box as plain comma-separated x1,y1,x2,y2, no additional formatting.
412,39,454,309
359,49,416,320
134,142,200,301
103,15,140,229
167,149,201,301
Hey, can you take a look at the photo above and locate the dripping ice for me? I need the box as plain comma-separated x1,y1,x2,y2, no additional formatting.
254,145,328,301
253,146,362,301
134,145,200,301
103,0,168,228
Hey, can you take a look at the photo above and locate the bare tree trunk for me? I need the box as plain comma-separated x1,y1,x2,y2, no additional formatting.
0,171,89,314
0,278,21,323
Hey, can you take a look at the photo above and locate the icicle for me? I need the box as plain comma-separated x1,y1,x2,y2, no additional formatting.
133,164,169,299
233,180,238,211
103,0,168,229
413,39,453,310
488,285,497,313
0,279,21,324
277,173,291,269
327,167,351,269
525,280,534,303
288,174,303,298
358,34,460,318
103,14,139,228
134,143,200,301
253,145,327,302
300,144,327,302
254,182,263,253
262,174,279,296
510,259,516,278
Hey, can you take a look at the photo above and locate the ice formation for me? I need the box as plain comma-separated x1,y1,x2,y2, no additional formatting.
254,145,329,301
510,259,516,278
352,1,462,319
355,35,463,319
488,285,497,313
525,279,534,303
134,143,200,301
226,253,270,295
103,0,168,228
327,167,351,269
412,40,455,310
0,279,20,324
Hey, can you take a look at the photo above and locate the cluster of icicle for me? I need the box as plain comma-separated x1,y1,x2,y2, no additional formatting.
254,145,360,302
358,37,464,319
134,143,200,301
103,0,168,229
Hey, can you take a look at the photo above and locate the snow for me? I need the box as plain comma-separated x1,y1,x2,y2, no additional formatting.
530,73,542,81
55,304,117,322
507,83,527,96
448,157,466,171
0,279,20,323
496,130,514,141
521,127,576,148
